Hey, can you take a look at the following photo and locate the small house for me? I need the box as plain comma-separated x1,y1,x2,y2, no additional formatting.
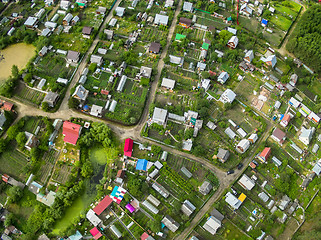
66,50,80,64
43,92,59,107
199,180,212,195
225,192,242,209
60,0,70,10
39,46,48,57
82,26,93,38
271,128,286,145
280,114,291,127
217,148,230,163
62,13,73,25
62,121,82,145
24,17,38,29
72,85,88,101
0,113,6,129
162,215,180,232
227,36,238,49
257,147,271,163
161,78,175,90
218,72,229,84
219,89,236,104
181,200,196,216
260,55,277,68
154,14,169,25
149,42,161,54
244,50,254,63
179,17,192,28
236,139,250,153
152,107,168,126
238,174,255,190
299,127,315,145
96,6,107,15
90,54,103,66
90,105,103,117
104,29,113,40
183,1,193,12
115,7,125,17
124,138,133,157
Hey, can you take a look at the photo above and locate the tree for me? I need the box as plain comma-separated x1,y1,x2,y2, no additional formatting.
88,63,97,72
0,139,7,154
11,65,19,79
151,145,162,155
68,97,79,109
184,128,194,140
140,77,150,86
24,73,32,83
7,125,19,140
42,102,49,112
4,213,14,227
7,186,23,204
90,122,112,147
16,132,27,148
81,161,93,178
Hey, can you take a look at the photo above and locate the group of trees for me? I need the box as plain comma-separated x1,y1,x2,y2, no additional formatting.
286,5,321,74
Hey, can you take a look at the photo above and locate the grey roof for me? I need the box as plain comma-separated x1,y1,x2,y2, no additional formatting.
43,92,59,107
72,15,79,23
181,200,196,216
41,28,51,37
210,208,224,222
109,100,117,112
152,107,168,125
196,61,206,71
72,85,88,101
63,13,73,23
149,42,161,53
199,180,212,195
162,215,180,232
67,50,80,61
217,148,230,161
312,162,321,176
258,192,269,202
140,66,152,79
272,156,282,167
115,7,125,17
24,16,38,27
183,1,193,12
218,71,229,84
225,127,236,139
142,200,159,214
109,18,117,26
147,194,160,206
39,46,48,56
152,182,169,198
238,174,255,190
225,192,242,209
279,195,291,210
110,225,122,238
154,14,169,25
169,55,184,65
244,50,254,62
90,54,103,65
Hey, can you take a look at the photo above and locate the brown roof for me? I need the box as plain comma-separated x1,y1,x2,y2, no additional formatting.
179,17,192,26
149,42,161,53
67,50,80,61
82,26,93,35
272,128,286,141
117,170,125,178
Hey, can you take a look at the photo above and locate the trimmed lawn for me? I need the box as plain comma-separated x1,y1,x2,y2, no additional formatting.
270,14,292,31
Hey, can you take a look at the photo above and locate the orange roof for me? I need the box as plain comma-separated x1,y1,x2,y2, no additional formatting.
238,193,247,202
282,114,291,123
259,147,271,159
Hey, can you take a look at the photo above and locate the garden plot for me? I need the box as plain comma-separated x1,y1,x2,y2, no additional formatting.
38,149,59,185
85,72,112,90
15,84,46,106
270,14,292,32
23,117,42,134
52,163,73,184
0,146,29,182
55,132,80,164
140,27,168,42
195,13,229,30
113,19,139,37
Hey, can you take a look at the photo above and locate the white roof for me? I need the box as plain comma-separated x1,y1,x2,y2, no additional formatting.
227,27,237,35
218,71,229,84
238,174,255,190
237,128,247,138
274,100,281,109
225,192,242,209
258,192,269,202
45,21,57,29
152,107,168,124
117,75,127,92
57,77,68,84
289,97,301,108
225,127,236,139
86,209,101,226
308,112,320,123
236,139,250,153
161,78,176,89
203,216,221,235
109,100,117,112
115,7,125,17
147,194,161,206
248,133,258,143
219,89,236,103
90,104,103,117
183,1,193,12
154,14,169,25
154,160,163,169
109,18,117,26
142,200,159,214
24,16,38,26
228,35,239,47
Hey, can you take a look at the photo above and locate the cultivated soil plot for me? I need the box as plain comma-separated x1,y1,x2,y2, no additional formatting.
52,163,73,184
38,149,59,185
15,84,46,106
140,27,168,42
0,148,29,181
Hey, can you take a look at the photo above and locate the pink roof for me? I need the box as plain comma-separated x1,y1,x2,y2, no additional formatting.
124,138,133,157
93,195,113,215
62,121,81,145
94,232,102,239
141,232,150,240
90,227,100,236
125,203,135,213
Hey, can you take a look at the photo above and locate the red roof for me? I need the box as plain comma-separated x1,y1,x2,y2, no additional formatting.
259,147,271,160
141,232,150,240
90,227,102,239
62,121,81,145
93,195,113,215
124,138,133,157
2,174,9,183
101,89,109,95
117,170,125,178
2,102,13,111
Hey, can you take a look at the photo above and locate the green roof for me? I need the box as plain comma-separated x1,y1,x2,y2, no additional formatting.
227,16,233,21
175,33,186,41
202,42,210,50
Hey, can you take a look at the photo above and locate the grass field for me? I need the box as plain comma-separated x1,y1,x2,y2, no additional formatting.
270,14,292,31
0,146,29,182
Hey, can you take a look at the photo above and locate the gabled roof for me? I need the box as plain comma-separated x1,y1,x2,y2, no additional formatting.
179,17,192,26
82,26,93,35
124,138,133,157
149,42,161,53
93,195,113,215
136,159,148,171
62,121,81,145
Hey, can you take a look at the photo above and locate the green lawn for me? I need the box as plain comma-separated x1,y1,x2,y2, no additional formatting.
275,4,298,17
270,14,292,31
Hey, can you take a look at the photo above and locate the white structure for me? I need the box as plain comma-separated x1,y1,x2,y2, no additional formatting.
227,36,238,49
115,7,125,17
90,105,103,117
117,75,127,92
154,14,169,25
183,1,193,12
86,209,101,226
217,72,229,84
142,200,159,214
181,200,196,216
225,192,242,209
161,78,175,90
236,139,250,153
60,0,70,10
109,100,117,112
203,216,222,235
219,89,236,104
299,127,315,145
248,133,258,143
238,174,255,190
152,107,168,126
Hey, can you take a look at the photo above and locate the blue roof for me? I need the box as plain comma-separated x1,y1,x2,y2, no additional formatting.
136,159,148,171
280,114,284,121
261,19,268,25
83,105,89,111
68,231,83,240
111,186,119,197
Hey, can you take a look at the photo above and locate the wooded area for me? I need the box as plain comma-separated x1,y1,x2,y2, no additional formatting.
287,5,321,74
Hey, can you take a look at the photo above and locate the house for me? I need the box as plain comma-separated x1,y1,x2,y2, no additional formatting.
136,159,148,171
236,139,250,153
271,128,286,144
312,162,321,176
41,28,51,37
66,50,80,64
72,85,88,101
218,72,229,84
308,112,321,123
169,55,184,66
149,42,161,54
124,138,133,157
60,0,70,10
227,36,238,49
258,147,271,163
199,180,212,195
1,101,13,111
200,49,207,60
240,3,253,16
139,66,153,79
164,0,174,7
71,15,79,25
219,89,236,104
217,148,230,163
96,6,107,15
279,195,291,211
161,78,175,90
227,27,237,35
110,225,122,239
37,191,56,207
238,174,255,190
154,14,169,25
203,216,222,235
289,74,298,87
260,55,277,68
299,127,315,145
182,139,193,151
152,107,168,126
25,133,38,151
162,215,180,232
104,29,113,40
43,92,59,107
82,26,93,38
44,21,57,30
289,97,301,108
225,127,236,139
225,192,242,209
90,105,103,117
248,133,258,143
90,55,103,66
63,13,73,25
244,50,254,63
299,104,311,117
280,114,291,127
62,121,81,145
140,232,155,240
115,7,125,17
35,8,45,19
24,17,38,29
92,195,113,216
39,46,48,57
261,18,268,27
183,1,193,12
179,17,192,28
258,192,269,202
201,79,211,91
37,79,47,89
181,200,196,216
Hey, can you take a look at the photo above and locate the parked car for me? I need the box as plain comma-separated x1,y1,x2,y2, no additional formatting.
237,163,243,170
227,169,234,175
